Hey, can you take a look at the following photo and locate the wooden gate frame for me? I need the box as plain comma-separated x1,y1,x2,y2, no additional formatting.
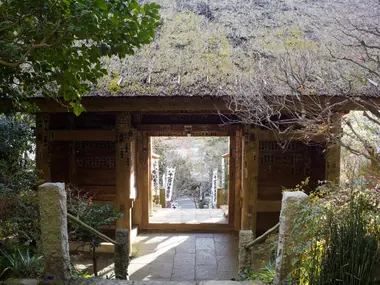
135,124,242,231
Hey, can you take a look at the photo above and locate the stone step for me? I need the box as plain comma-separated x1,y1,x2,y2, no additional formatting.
15,280,264,285
71,279,263,285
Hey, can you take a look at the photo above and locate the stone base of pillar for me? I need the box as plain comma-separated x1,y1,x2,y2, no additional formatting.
238,230,254,273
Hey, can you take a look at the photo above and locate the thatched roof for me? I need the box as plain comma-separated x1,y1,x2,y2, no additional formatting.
92,0,378,97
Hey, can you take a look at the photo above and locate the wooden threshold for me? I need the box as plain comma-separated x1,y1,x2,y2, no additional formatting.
144,222,234,232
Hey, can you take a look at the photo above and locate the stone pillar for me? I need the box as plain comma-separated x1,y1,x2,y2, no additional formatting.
38,182,71,282
114,229,129,280
274,191,308,285
238,230,254,272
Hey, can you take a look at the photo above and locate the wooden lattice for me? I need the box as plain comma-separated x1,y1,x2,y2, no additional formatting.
76,141,115,169
77,156,115,169
259,141,310,176
77,141,115,150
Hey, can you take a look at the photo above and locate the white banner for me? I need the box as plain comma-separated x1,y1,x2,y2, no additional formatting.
165,167,176,202
210,169,218,208
152,159,160,197
221,157,225,190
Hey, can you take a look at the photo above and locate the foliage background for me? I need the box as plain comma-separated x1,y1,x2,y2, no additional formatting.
0,0,160,114
152,137,229,205
0,114,39,244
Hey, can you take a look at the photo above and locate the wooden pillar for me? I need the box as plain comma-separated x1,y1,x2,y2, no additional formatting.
36,113,51,182
241,125,259,235
115,113,133,233
68,142,77,186
325,115,341,184
148,139,153,217
140,132,151,229
234,128,243,231
216,188,224,208
159,188,166,209
132,131,143,227
68,114,77,187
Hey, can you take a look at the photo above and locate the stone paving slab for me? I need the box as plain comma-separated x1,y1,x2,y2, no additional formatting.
70,279,263,285
71,232,240,281
199,280,263,285
129,232,239,281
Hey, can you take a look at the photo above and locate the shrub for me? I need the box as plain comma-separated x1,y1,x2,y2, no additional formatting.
0,114,39,244
0,246,43,280
67,186,122,276
67,186,123,246
290,180,380,284
240,260,276,283
316,198,378,284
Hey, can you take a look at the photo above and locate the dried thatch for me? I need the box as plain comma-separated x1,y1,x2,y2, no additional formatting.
92,0,378,97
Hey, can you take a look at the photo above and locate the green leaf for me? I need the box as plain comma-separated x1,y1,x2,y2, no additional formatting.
0,0,160,114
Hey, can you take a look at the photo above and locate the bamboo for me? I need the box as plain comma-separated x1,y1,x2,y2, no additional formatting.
67,213,118,246
245,222,280,249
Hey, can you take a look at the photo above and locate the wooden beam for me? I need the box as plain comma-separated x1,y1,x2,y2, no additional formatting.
241,125,259,235
31,96,231,113
257,200,281,212
36,113,51,182
67,213,118,245
137,124,229,136
50,130,116,141
5,94,379,115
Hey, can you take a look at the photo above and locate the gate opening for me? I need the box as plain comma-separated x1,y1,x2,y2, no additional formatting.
150,136,230,224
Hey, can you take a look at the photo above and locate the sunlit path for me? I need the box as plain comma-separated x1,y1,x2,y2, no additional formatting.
130,232,238,281
150,208,228,224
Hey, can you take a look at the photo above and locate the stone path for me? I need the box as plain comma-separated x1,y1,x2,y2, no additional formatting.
129,232,238,281
149,209,228,224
